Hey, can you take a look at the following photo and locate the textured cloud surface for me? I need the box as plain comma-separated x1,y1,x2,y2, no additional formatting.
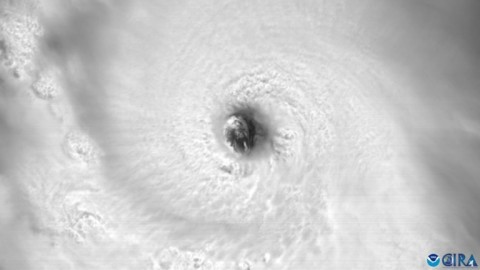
1,0,479,269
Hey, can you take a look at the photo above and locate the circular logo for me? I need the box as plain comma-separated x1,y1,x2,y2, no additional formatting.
427,254,441,267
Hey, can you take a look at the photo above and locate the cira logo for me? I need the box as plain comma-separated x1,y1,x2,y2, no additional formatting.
427,253,478,268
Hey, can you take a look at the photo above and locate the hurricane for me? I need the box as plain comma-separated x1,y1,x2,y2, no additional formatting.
1,0,479,269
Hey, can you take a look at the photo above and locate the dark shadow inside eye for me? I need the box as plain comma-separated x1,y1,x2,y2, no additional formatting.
223,112,256,154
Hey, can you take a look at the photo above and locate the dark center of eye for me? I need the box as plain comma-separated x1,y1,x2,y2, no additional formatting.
223,113,256,154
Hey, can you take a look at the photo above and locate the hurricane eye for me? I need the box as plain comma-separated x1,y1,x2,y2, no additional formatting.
223,112,256,154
